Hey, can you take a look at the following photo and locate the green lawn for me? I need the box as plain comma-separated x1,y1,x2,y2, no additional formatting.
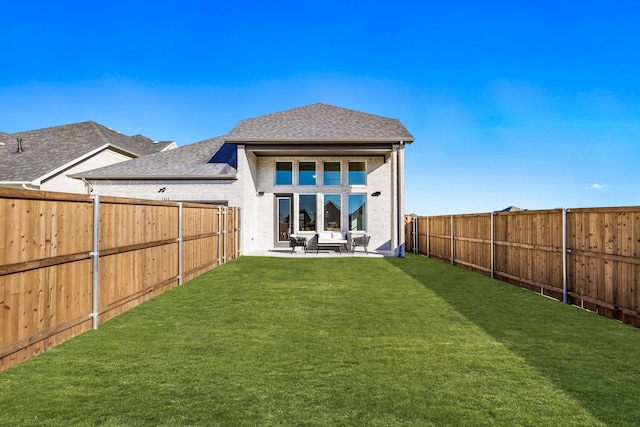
1,255,640,426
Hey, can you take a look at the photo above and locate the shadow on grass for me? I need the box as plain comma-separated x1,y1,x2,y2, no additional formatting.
388,254,640,426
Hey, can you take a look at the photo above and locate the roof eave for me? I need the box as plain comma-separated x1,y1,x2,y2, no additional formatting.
224,137,414,144
34,144,138,184
75,174,237,181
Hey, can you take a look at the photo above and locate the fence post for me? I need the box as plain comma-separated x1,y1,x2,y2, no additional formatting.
414,216,420,254
223,206,228,264
235,208,241,258
450,215,455,265
563,208,569,304
90,194,100,330
413,216,418,254
217,207,222,266
178,202,183,286
491,211,495,279
426,216,430,258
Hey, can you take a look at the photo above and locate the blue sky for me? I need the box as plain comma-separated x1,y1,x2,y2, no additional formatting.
1,0,639,215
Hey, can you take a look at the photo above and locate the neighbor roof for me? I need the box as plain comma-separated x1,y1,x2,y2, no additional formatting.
0,121,174,183
73,136,237,180
225,103,414,143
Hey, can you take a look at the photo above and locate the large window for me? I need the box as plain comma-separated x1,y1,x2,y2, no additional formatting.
348,194,366,231
323,162,341,186
298,194,317,231
324,194,341,231
275,162,292,185
298,162,316,186
348,162,366,185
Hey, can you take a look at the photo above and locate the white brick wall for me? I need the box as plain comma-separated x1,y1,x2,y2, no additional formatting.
88,146,408,257
90,179,240,204
251,155,396,255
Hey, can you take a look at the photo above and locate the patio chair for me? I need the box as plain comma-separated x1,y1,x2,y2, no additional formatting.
351,235,371,254
289,236,308,254
305,234,319,253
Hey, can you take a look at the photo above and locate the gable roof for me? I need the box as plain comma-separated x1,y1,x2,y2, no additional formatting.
0,121,174,183
73,136,236,180
225,103,414,143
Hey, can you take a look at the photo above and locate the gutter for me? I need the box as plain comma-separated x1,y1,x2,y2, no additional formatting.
225,137,415,144
0,181,38,190
70,174,238,180
81,177,94,194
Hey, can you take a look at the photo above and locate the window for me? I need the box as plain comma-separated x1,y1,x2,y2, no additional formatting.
323,162,341,186
275,162,292,185
348,162,366,185
324,194,341,231
298,194,317,231
298,162,316,186
348,194,366,231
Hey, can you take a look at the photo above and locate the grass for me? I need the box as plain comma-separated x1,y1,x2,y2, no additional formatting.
1,254,640,426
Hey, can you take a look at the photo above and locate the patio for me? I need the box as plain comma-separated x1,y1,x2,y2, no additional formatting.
249,248,384,257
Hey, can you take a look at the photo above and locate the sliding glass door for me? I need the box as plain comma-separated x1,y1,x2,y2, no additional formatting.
276,195,292,246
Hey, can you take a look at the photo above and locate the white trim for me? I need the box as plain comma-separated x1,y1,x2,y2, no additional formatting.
37,144,136,184
160,142,178,151
297,160,317,186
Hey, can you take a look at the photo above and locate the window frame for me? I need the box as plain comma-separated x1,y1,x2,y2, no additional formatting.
323,194,341,231
348,193,367,231
298,161,317,186
298,194,317,232
348,161,366,186
275,161,293,186
323,161,341,186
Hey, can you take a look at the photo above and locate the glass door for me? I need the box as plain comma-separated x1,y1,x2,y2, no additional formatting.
276,196,292,247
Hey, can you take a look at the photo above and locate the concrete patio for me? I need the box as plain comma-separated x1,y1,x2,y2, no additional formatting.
246,248,384,258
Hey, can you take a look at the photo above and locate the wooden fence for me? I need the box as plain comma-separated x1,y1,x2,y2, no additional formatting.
0,188,240,371
406,207,640,327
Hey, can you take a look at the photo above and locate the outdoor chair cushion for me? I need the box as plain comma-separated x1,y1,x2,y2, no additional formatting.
317,231,348,244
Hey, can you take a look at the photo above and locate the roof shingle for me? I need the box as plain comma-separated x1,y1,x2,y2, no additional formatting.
0,121,173,182
74,136,236,179
225,103,414,142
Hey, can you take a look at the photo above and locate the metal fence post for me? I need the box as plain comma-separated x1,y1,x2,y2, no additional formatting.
178,202,183,286
491,211,495,279
91,194,100,330
223,206,228,264
413,216,420,254
235,208,241,258
451,215,455,265
217,207,222,266
426,216,430,258
563,208,569,304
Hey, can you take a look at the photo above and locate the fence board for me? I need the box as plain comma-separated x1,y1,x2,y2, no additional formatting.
1,188,239,371
407,206,640,327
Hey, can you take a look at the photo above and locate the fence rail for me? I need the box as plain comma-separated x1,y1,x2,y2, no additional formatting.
0,188,240,371
406,207,640,327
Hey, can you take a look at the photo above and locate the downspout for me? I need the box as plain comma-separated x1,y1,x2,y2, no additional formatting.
397,141,405,257
81,178,94,195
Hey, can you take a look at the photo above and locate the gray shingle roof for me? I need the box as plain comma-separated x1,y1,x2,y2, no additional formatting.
225,103,414,142
0,121,172,182
74,136,236,179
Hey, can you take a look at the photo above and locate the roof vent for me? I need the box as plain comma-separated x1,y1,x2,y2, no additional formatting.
16,138,23,153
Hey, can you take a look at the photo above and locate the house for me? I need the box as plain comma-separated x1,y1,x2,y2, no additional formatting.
0,121,176,193
74,103,414,256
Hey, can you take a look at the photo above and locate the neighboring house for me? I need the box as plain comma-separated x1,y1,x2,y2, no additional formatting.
0,121,176,193
75,103,414,256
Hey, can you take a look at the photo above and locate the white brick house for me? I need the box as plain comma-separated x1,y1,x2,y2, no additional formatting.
75,104,414,256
